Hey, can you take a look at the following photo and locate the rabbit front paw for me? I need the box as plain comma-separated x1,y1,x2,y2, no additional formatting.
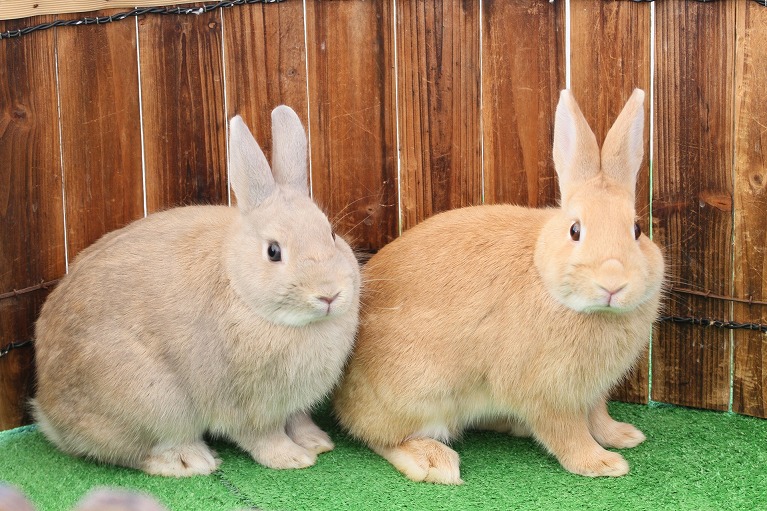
248,432,317,469
140,441,221,477
373,438,463,485
593,421,646,449
286,412,335,454
560,448,629,477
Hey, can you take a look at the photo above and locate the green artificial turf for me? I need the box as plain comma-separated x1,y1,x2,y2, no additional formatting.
1,402,765,511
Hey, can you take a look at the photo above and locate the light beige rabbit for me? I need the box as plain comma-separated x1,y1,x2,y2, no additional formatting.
334,89,664,484
32,107,361,477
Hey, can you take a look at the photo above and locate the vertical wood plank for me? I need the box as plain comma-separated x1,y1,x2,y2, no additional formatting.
0,294,43,429
223,0,308,169
570,0,652,404
56,10,144,259
139,10,228,212
652,0,735,411
482,0,565,208
0,18,66,430
305,0,397,251
397,0,481,231
733,0,767,418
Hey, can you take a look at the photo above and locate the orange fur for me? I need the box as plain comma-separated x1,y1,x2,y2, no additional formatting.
334,89,664,483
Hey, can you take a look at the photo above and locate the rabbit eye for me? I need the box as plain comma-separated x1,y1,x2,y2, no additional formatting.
267,242,282,262
634,222,641,240
570,222,581,242
332,231,336,242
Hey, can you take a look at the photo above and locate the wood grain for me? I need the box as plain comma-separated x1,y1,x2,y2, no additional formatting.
733,0,767,418
305,0,397,251
223,0,308,173
56,9,144,259
0,295,42,429
0,17,66,429
397,0,481,231
482,0,564,208
652,0,735,411
139,9,228,212
0,1,209,20
570,0,652,404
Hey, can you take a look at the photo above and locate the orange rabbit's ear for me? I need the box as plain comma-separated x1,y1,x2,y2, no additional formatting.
601,88,646,193
552,89,600,204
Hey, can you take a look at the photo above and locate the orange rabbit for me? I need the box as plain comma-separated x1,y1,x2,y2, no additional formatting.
334,89,664,484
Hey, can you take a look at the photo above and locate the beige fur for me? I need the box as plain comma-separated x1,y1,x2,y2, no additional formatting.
334,89,664,484
32,107,361,477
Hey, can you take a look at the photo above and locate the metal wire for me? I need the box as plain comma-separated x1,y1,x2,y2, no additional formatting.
660,316,767,333
0,279,60,301
624,0,767,4
2,315,764,359
626,0,767,4
0,0,284,41
0,340,33,358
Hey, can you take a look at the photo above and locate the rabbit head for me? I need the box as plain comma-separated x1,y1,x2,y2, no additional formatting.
226,107,360,327
534,89,664,314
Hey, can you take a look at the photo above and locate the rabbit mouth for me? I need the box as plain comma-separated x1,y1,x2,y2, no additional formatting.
581,294,636,313
269,306,342,326
582,303,629,314
311,293,344,319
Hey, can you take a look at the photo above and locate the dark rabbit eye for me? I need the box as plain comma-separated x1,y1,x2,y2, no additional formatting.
634,222,641,240
267,242,281,262
332,231,336,242
570,222,581,242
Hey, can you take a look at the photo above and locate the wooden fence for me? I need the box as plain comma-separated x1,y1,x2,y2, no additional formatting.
1,0,766,431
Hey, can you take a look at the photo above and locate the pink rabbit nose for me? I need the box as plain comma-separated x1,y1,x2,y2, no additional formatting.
600,284,627,296
319,293,340,305
318,293,340,316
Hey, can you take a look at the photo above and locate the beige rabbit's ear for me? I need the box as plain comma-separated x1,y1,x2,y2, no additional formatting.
0,485,36,511
271,105,309,196
552,89,601,203
229,115,276,214
73,489,168,511
601,88,646,193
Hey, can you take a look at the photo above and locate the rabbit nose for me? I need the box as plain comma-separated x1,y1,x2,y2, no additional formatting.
599,283,627,297
318,292,340,305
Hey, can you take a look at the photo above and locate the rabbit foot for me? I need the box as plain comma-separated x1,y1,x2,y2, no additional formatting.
286,414,335,455
373,438,464,485
560,448,629,477
589,400,646,449
140,441,221,477
593,421,646,449
249,432,317,469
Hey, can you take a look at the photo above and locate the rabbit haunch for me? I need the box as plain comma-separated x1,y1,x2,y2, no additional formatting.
32,106,361,477
334,89,664,484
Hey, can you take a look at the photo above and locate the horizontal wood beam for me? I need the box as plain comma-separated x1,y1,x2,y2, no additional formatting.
1,1,214,21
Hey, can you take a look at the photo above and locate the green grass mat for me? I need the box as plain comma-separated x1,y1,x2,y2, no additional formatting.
1,403,765,510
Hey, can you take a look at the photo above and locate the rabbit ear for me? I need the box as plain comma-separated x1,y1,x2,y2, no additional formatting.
552,90,601,202
270,105,309,195
601,88,645,192
229,115,276,213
